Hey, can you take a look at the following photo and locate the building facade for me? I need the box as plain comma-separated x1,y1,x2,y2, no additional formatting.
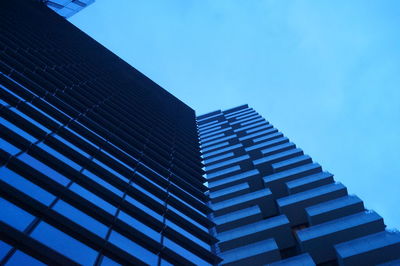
198,105,400,265
0,0,219,265
42,0,95,18
0,0,399,266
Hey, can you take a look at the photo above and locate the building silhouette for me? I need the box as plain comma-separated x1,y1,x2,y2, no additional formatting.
0,0,399,265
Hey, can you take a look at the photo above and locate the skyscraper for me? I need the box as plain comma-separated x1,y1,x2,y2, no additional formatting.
0,0,399,266
198,105,400,265
0,1,219,265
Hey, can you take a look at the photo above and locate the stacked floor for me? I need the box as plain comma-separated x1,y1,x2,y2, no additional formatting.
198,104,400,266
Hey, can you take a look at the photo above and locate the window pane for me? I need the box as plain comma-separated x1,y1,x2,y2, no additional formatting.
0,116,37,142
163,237,210,266
168,205,208,233
165,219,209,249
108,231,158,265
124,195,163,222
0,167,56,206
0,198,35,231
0,240,12,260
30,222,97,265
83,169,123,197
117,211,160,242
69,183,117,215
0,138,21,156
100,255,121,266
135,170,166,193
54,134,90,158
66,125,99,149
53,200,108,238
0,99,10,107
6,250,45,266
27,102,62,126
100,148,135,172
160,259,174,266
37,143,81,171
19,154,70,186
130,182,164,205
10,107,51,134
93,159,128,182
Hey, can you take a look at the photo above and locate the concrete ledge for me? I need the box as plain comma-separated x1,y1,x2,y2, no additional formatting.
267,253,316,266
278,183,347,226
212,188,276,217
306,195,364,225
220,238,280,266
215,205,263,233
296,211,385,264
264,163,322,198
218,215,295,251
286,172,333,195
335,231,400,266
210,182,250,203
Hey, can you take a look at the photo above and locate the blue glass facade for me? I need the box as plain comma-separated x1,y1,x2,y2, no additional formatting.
0,1,219,265
198,105,400,265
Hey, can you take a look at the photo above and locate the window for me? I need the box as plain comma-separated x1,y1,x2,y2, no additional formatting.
163,237,210,266
125,195,163,222
130,182,164,205
168,205,208,233
0,137,21,156
37,143,81,171
69,183,117,215
135,170,166,193
108,231,158,265
19,153,70,186
5,250,45,266
0,167,56,206
117,211,160,242
160,259,174,266
169,193,207,218
83,169,123,197
27,102,62,126
0,99,10,107
53,200,108,238
30,222,97,265
100,256,120,266
54,134,90,158
100,148,135,172
0,116,37,143
165,219,210,249
66,125,99,149
0,240,12,260
0,198,35,231
10,107,51,134
93,159,128,182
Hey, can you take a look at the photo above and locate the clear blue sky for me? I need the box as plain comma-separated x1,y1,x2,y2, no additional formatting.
70,0,400,229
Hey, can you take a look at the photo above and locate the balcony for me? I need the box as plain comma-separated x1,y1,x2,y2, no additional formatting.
305,195,364,225
218,215,295,251
212,188,276,217
296,211,385,264
220,238,280,265
277,183,348,225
